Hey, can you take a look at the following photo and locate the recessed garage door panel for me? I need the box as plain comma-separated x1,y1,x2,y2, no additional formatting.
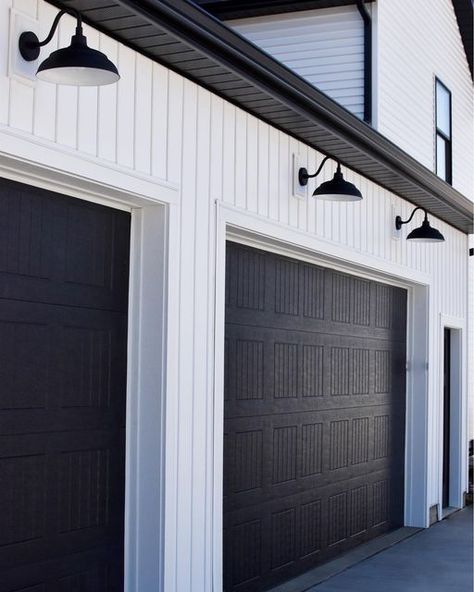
224,242,406,592
0,178,130,592
0,178,130,311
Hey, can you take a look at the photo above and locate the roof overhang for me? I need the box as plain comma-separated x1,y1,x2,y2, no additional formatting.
48,0,473,233
452,0,473,78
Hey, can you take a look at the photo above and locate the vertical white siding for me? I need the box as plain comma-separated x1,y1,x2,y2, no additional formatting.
376,0,473,199
0,1,470,590
227,6,365,118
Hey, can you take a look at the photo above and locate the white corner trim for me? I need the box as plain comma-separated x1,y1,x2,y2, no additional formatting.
221,202,433,287
0,124,179,209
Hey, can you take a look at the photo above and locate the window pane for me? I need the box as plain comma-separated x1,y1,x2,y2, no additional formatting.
436,81,451,137
436,135,447,180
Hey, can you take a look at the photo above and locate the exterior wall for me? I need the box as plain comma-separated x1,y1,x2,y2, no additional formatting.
469,234,474,441
375,0,474,199
0,1,470,590
226,5,365,118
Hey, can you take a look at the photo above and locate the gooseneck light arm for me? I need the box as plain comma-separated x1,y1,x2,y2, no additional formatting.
395,206,426,230
19,8,83,62
298,155,340,186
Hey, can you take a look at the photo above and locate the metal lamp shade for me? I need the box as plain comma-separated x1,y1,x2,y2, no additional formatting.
406,218,445,242
313,169,362,201
37,33,120,86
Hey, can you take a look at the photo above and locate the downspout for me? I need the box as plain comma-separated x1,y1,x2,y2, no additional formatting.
357,0,372,125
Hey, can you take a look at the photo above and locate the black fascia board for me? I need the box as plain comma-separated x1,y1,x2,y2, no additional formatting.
47,0,473,233
452,0,473,78
195,0,374,20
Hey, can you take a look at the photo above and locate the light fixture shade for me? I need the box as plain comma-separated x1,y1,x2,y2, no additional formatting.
37,33,120,86
406,218,445,242
312,169,362,201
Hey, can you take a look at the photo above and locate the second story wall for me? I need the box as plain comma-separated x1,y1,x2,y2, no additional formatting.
375,0,473,199
227,5,365,119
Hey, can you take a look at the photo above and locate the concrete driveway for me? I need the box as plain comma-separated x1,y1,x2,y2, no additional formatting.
309,506,473,592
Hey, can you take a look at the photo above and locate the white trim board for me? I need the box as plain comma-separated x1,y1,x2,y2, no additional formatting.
0,125,179,208
437,314,468,513
222,203,433,287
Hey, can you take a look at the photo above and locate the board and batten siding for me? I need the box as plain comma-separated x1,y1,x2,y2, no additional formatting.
375,0,473,199
226,5,365,119
0,1,470,591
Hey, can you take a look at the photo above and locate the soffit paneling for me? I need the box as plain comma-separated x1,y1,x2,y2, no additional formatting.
49,0,473,233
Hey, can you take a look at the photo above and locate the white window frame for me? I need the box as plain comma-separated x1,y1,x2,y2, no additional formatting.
435,77,453,184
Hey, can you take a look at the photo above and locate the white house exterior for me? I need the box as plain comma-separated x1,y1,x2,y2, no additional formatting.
0,1,472,592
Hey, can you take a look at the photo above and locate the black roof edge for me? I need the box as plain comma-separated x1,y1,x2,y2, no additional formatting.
195,0,373,20
49,0,473,233
452,0,473,78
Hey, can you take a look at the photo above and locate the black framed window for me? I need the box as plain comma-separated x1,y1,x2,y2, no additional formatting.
435,78,452,184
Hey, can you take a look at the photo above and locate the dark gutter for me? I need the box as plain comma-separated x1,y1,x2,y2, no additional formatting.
356,0,372,125
47,0,473,233
195,0,374,19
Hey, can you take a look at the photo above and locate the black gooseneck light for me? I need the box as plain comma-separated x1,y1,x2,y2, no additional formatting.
395,207,445,242
18,8,119,86
298,155,363,201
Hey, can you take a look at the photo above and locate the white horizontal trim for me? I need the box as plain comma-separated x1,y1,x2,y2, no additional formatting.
222,202,433,287
0,125,179,209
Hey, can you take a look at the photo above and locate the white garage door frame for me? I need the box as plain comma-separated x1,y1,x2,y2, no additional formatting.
213,201,432,591
0,129,179,592
438,314,468,514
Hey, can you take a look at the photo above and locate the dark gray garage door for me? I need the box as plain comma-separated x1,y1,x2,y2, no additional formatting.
223,242,406,592
0,178,130,592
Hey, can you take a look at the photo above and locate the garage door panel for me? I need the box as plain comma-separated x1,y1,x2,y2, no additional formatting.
225,326,405,415
224,243,406,591
225,391,403,416
0,408,125,436
224,406,403,512
225,242,407,343
0,429,124,570
0,301,127,433
0,547,123,592
0,178,130,311
225,468,398,527
225,310,406,343
224,471,400,591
